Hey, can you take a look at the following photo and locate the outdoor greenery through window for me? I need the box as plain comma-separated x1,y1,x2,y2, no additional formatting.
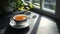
43,0,56,11
32,0,40,8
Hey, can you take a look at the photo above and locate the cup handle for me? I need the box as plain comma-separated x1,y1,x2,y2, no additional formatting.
10,18,14,20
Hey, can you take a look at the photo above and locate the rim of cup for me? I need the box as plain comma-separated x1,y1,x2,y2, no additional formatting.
13,14,27,21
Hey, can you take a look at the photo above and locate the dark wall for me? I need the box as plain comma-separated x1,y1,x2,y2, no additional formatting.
0,0,9,7
55,0,60,20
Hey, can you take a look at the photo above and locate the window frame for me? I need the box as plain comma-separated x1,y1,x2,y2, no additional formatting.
32,0,56,18
42,0,55,13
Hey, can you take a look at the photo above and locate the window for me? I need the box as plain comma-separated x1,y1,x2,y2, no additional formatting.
32,0,40,3
43,0,56,13
24,0,32,3
32,0,40,8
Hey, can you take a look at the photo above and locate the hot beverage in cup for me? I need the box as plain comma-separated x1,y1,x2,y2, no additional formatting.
14,15,27,21
12,14,27,24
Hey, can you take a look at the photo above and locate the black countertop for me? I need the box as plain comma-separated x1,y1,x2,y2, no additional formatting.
0,12,41,34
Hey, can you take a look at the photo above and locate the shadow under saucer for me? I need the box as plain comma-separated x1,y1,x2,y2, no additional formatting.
4,25,30,34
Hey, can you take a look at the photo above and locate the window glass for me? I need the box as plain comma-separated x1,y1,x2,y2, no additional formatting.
32,0,40,8
24,0,31,3
43,0,56,11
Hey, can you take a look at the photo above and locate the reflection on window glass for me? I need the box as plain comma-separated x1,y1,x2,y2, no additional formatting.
43,0,56,10
24,0,31,3
32,0,40,7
